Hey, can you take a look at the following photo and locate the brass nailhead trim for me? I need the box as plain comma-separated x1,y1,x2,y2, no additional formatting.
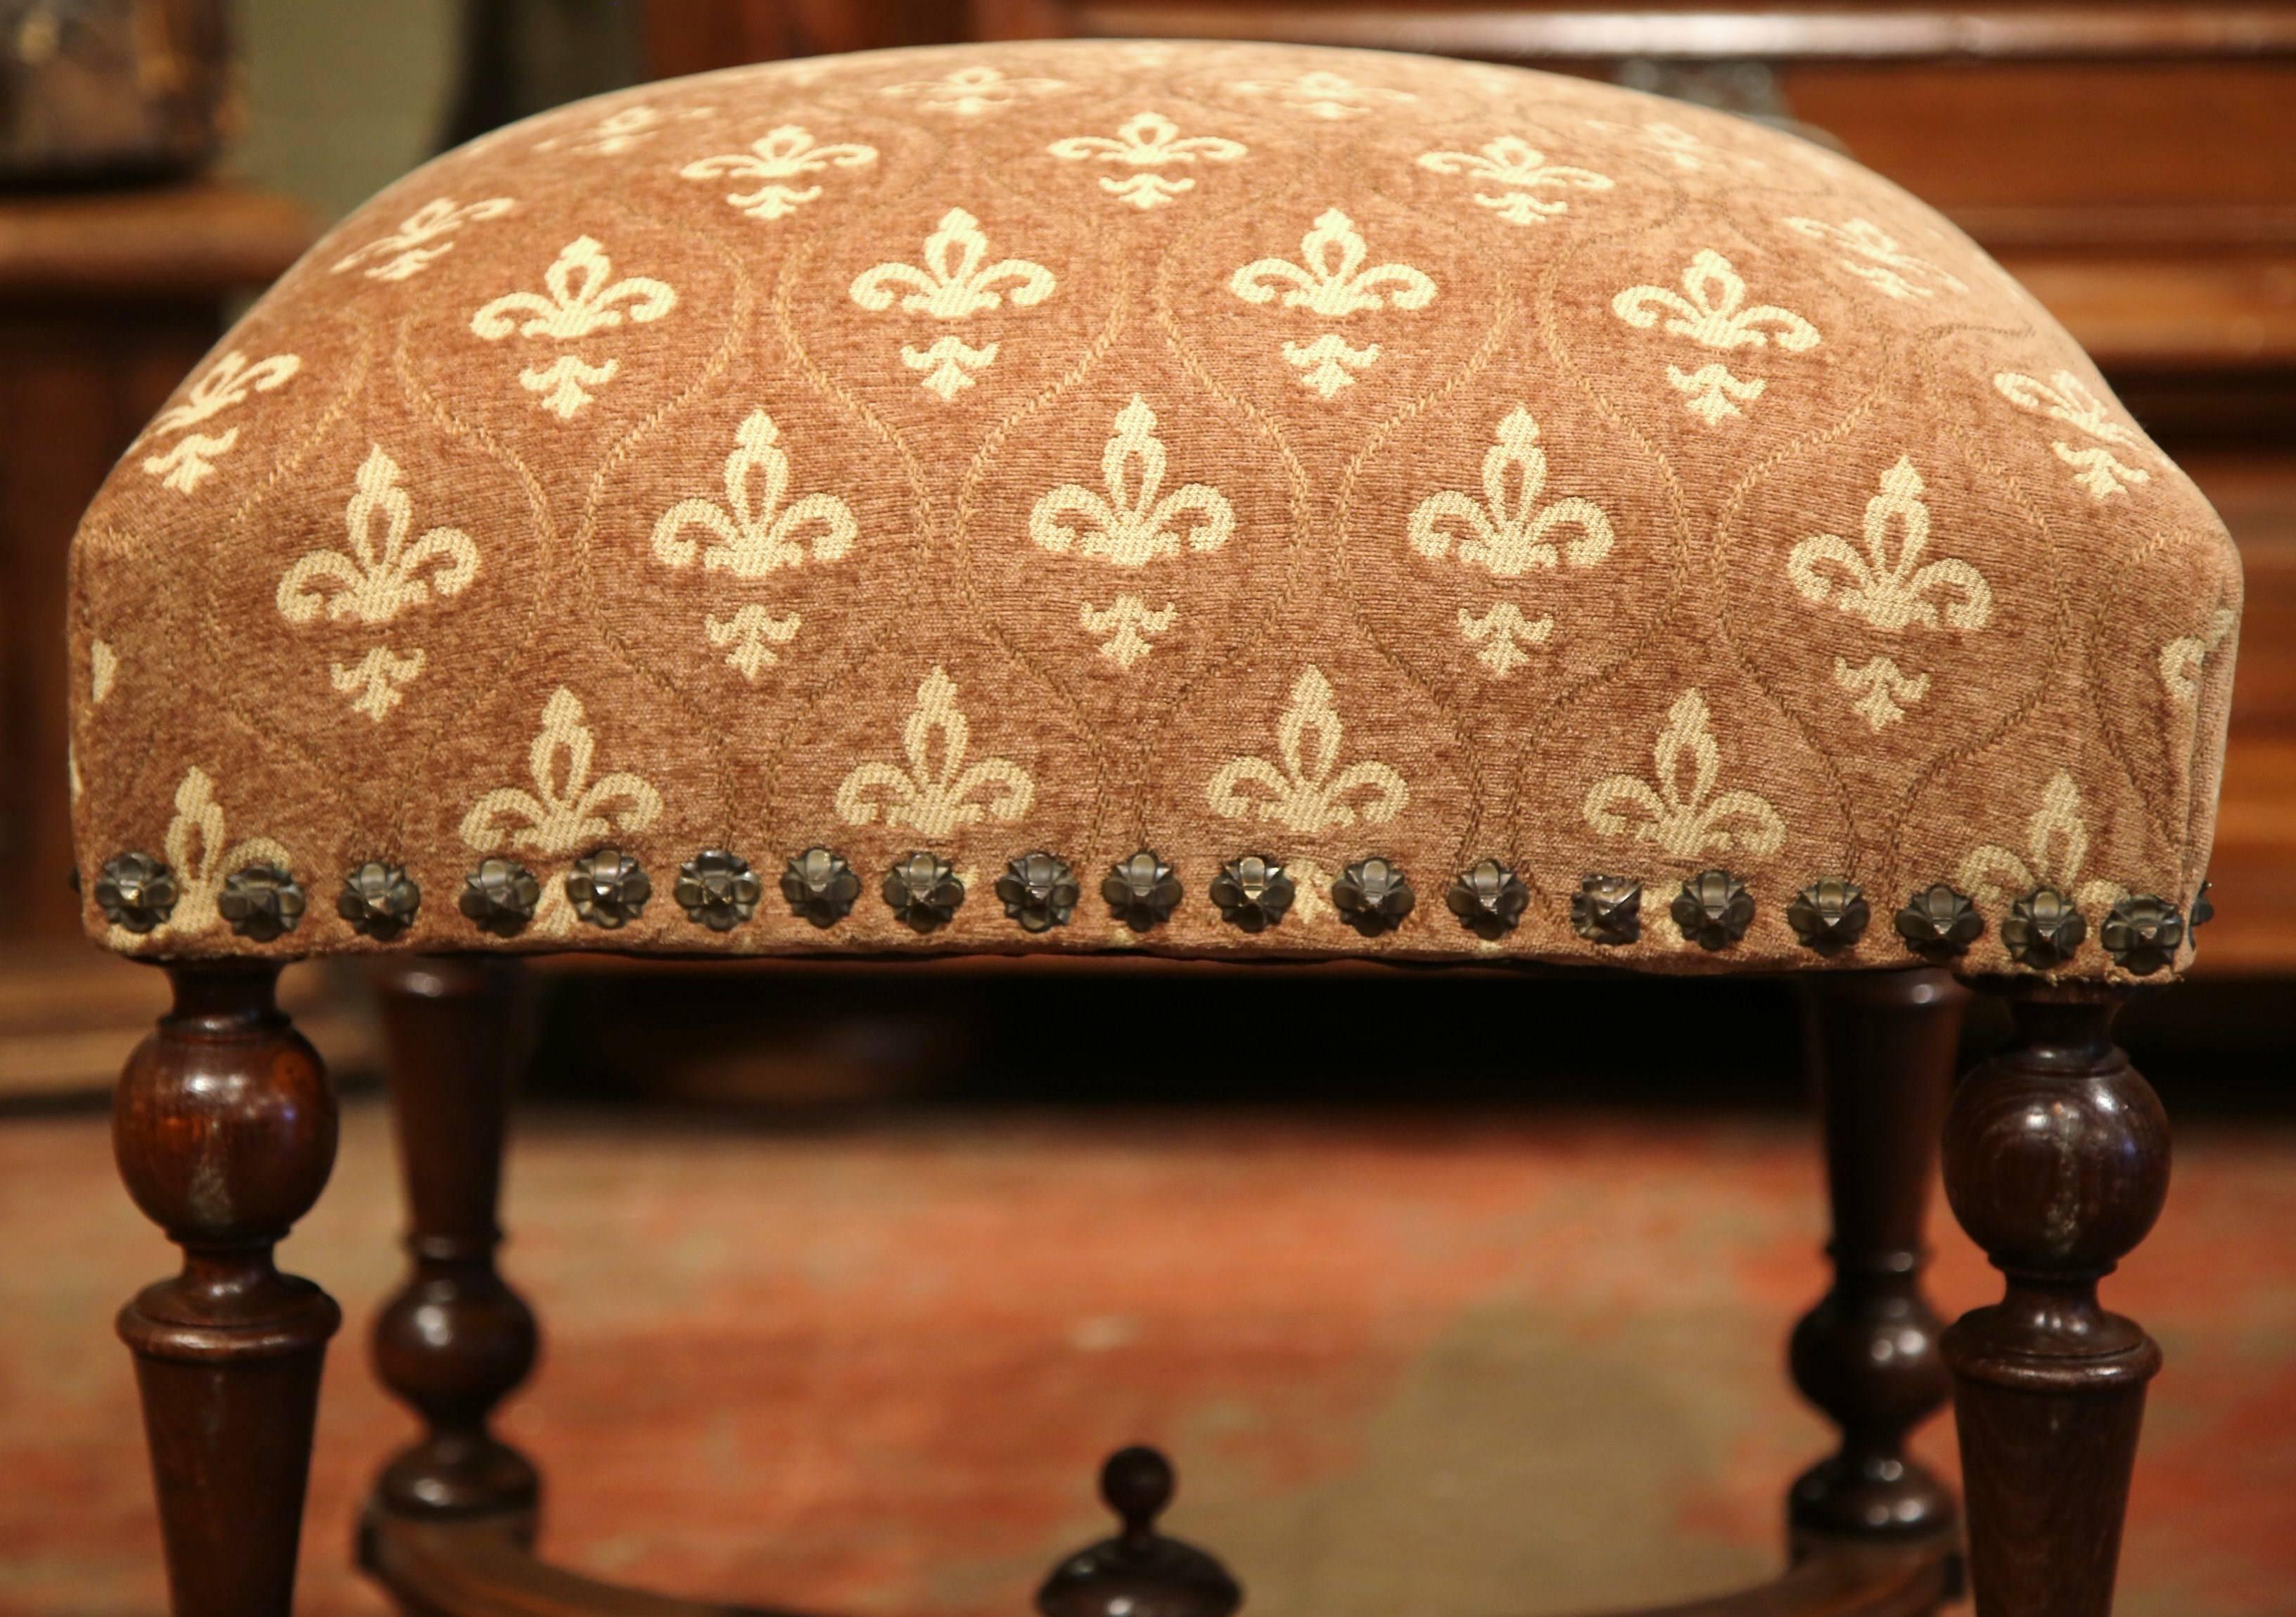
218,863,305,942
1209,855,1293,932
995,852,1079,933
884,850,963,932
1103,850,1181,931
339,861,419,939
1672,869,1752,951
1333,857,1414,936
782,848,860,928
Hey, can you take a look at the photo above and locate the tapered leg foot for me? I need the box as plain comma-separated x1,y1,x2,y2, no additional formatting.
364,957,540,1528
114,961,340,1617
1788,969,1963,1549
1943,983,2169,1617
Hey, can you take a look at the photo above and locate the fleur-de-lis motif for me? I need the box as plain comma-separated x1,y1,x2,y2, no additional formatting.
139,350,302,493
1583,118,1718,171
1784,217,1965,300
472,236,676,340
901,336,1000,402
1788,457,1991,634
651,411,857,679
461,687,663,858
1415,136,1614,226
1992,370,2151,499
850,209,1054,399
518,357,619,420
1614,248,1818,350
1408,408,1615,671
1281,335,1381,400
2052,445,2151,499
1229,70,1415,121
1079,596,1178,670
1956,771,2123,915
1832,654,1930,731
1033,396,1230,667
881,63,1068,116
1031,396,1235,567
1993,369,2138,447
569,106,659,153
680,126,878,221
653,411,857,575
117,767,293,940
1232,208,1436,399
852,207,1055,320
834,667,1035,837
1583,689,1787,859
1643,122,1709,167
1047,111,1246,209
1208,666,1408,834
1231,208,1437,318
1630,120,1710,169
1457,602,1550,677
1664,364,1766,425
279,445,481,625
1612,249,1818,423
331,196,516,281
539,104,696,155
1408,407,1615,578
2160,607,2238,701
332,646,426,722
708,605,800,680
471,236,675,419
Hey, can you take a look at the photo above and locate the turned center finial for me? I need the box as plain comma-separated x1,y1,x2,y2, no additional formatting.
1037,1445,1242,1617
1102,1444,1173,1542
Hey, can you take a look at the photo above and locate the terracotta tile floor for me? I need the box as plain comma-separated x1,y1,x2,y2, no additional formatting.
4,1087,2293,1617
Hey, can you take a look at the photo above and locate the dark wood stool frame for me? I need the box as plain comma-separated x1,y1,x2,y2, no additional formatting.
108,958,2169,1617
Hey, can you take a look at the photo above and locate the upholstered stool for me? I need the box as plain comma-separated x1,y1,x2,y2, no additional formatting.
72,38,2240,1617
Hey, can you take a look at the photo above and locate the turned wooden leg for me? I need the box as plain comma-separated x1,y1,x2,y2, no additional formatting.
365,957,540,1530
115,961,341,1617
1787,969,1963,1551
1943,984,2170,1617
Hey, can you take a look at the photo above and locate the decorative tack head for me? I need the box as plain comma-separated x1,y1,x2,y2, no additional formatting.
2002,885,2086,969
1894,883,1982,958
1209,855,1294,932
1332,857,1415,936
674,849,761,931
996,852,1079,933
781,847,861,928
338,861,420,940
1571,874,1642,947
1785,878,1869,954
2100,893,2184,977
1672,869,1753,951
1446,859,1529,940
1103,849,1182,931
2190,878,2214,928
218,863,306,942
1035,1445,1242,1617
884,850,964,932
566,848,651,930
460,858,541,937
95,852,177,933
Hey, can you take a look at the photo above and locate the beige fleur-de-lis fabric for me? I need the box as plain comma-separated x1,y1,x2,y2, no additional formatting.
67,39,2240,978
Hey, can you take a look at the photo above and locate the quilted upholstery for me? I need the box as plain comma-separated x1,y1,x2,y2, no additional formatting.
67,39,2241,976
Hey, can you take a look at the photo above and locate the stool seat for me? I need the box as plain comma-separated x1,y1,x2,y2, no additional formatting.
68,39,2240,977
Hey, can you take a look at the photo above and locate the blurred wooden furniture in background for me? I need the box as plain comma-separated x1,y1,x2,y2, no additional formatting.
0,0,231,181
0,181,344,1101
644,0,2296,971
